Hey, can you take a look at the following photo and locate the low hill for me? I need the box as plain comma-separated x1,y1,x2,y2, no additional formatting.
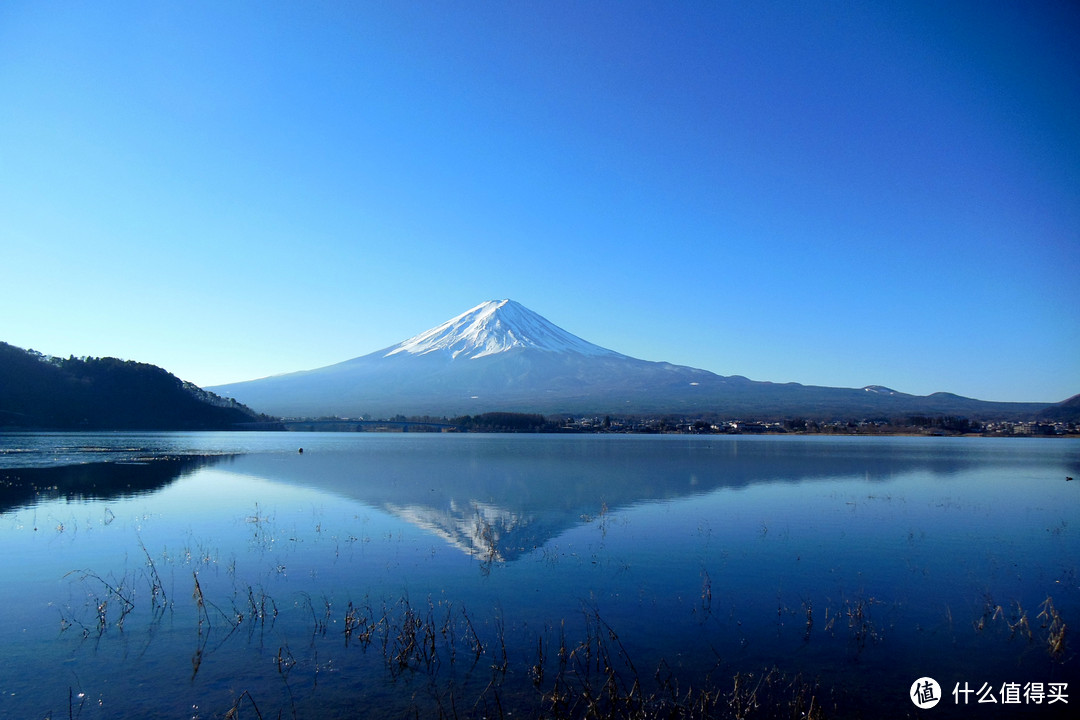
0,342,273,430
1037,393,1080,423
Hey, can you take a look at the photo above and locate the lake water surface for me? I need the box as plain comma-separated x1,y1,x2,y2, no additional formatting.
0,432,1077,718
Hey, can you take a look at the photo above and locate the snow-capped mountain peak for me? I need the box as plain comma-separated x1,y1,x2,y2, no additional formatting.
384,299,623,360
207,299,1051,419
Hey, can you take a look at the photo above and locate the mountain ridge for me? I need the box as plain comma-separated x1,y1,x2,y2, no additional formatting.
0,341,273,430
209,300,1064,421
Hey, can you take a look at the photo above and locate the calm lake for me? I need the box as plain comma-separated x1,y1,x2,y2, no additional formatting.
0,432,1077,718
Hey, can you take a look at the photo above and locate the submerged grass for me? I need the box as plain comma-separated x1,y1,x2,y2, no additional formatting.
1038,596,1068,661
56,551,1075,719
52,517,1075,720
58,556,841,719
967,592,1071,662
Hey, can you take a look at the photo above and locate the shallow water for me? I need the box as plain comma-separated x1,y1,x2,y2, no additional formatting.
0,432,1077,718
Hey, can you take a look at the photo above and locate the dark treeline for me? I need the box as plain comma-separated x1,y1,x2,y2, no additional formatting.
449,412,554,432
372,411,1075,436
0,342,273,430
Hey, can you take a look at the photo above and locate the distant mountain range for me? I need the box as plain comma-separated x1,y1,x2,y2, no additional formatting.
0,342,270,430
209,300,1073,421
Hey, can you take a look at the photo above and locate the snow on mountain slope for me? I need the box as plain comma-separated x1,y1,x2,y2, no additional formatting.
384,300,624,360
206,299,1052,419
862,385,902,396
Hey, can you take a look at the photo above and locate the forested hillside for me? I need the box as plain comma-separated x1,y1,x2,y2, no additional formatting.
0,342,273,430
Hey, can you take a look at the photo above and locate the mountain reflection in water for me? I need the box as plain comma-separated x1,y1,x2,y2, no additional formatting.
0,433,1076,720
220,436,1064,562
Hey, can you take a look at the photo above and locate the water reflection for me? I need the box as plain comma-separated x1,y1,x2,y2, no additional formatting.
0,434,1075,720
0,455,230,512
219,436,1078,563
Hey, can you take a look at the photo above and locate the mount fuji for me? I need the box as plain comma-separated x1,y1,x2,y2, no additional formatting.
209,300,1051,420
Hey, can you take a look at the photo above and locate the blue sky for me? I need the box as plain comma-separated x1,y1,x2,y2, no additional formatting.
1,1,1077,403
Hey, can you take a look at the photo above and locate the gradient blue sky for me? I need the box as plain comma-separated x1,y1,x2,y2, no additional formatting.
2,1,1077,403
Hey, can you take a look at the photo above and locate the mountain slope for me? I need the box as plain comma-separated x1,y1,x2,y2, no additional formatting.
1037,393,1080,423
386,299,622,359
0,342,271,430
209,300,1056,420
